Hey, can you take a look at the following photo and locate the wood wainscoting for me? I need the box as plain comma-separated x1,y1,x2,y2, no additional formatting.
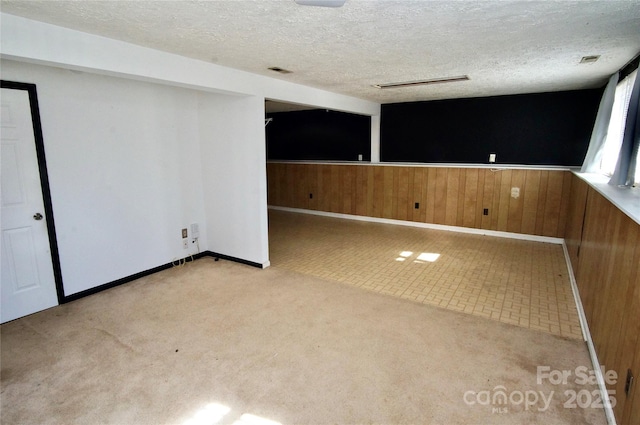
267,162,572,238
565,174,640,425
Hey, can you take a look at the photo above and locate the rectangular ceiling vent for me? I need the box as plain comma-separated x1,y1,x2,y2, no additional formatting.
268,66,293,74
373,75,470,89
580,55,600,64
295,0,346,7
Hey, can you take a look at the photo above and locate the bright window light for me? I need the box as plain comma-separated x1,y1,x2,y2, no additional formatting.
399,251,413,257
183,403,231,425
232,413,283,425
416,253,440,262
600,69,637,176
635,147,640,186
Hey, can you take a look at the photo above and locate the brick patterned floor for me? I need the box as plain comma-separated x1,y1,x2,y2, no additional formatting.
268,210,583,340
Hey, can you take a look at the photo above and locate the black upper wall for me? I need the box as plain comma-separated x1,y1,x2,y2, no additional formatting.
266,109,371,161
380,89,602,166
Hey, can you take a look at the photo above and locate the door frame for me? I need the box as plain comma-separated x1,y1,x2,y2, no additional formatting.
1,80,65,304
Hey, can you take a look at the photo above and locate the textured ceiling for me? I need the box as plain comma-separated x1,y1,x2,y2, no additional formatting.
2,0,640,108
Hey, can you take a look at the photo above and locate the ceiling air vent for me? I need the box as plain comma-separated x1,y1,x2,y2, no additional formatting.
295,0,346,7
268,67,293,74
373,75,469,89
580,55,600,64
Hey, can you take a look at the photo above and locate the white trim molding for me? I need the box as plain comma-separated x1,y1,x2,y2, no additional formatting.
561,242,618,425
266,160,572,171
268,206,564,244
574,172,640,226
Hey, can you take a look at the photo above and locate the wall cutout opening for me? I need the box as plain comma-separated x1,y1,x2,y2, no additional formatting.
265,99,371,162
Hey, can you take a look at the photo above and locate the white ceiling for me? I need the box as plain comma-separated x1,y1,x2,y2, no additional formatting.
2,0,640,110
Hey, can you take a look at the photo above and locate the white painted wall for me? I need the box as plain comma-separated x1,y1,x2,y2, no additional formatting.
1,60,209,295
0,12,381,294
198,94,270,266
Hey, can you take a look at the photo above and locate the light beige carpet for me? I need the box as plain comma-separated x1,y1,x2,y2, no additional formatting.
1,258,605,424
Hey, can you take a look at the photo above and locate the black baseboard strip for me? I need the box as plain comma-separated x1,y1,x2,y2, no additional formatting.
205,251,264,269
62,251,262,303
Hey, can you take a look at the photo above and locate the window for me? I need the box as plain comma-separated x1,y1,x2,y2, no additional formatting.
635,144,640,186
598,69,637,178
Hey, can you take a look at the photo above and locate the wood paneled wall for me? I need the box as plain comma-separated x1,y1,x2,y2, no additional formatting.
564,173,589,269
567,175,640,425
267,163,572,238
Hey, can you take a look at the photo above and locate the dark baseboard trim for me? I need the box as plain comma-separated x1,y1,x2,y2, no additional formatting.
205,251,264,269
62,251,262,303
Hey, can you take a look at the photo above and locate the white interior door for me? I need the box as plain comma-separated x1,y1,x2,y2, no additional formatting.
1,87,59,323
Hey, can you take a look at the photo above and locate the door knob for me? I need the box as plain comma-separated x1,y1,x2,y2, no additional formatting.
33,213,43,221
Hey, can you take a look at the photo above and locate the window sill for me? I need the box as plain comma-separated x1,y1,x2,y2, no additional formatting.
574,172,640,226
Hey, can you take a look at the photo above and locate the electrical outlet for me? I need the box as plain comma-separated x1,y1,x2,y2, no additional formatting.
483,208,489,216
182,239,188,249
309,193,313,199
489,153,496,163
414,202,420,209
181,228,188,239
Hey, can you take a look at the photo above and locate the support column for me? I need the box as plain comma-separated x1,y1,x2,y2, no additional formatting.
371,114,381,163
